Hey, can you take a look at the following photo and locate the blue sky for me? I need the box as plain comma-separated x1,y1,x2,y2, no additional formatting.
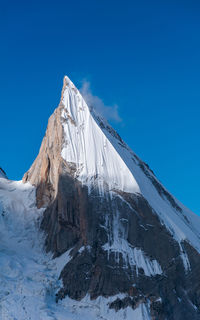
0,0,200,214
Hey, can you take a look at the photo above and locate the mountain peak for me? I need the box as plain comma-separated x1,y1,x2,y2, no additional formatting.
60,75,140,194
24,75,140,201
63,75,75,87
21,76,200,319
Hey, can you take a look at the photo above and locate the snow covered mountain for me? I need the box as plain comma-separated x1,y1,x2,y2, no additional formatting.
1,76,200,319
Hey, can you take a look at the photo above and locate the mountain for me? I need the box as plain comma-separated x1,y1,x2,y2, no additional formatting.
1,76,200,319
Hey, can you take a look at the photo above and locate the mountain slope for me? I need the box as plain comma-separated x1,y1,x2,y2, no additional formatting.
2,76,200,319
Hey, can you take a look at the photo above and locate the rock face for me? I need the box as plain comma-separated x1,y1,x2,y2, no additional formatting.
23,76,200,319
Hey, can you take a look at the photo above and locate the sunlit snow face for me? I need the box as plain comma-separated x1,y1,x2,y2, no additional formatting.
60,78,140,195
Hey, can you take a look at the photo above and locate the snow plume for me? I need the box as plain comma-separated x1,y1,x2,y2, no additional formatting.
80,80,122,123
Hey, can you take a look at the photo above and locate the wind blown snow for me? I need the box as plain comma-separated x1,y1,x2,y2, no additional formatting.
80,80,122,123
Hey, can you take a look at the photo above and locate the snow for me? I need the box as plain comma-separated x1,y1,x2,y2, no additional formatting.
103,207,162,276
103,240,162,277
60,75,200,271
78,245,91,254
53,249,72,277
0,178,56,319
0,177,150,319
115,153,200,270
90,98,200,270
61,76,140,195
57,294,151,320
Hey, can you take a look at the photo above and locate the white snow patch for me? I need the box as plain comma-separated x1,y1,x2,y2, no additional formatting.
103,206,162,276
54,249,72,277
179,243,191,271
103,240,162,277
78,245,91,254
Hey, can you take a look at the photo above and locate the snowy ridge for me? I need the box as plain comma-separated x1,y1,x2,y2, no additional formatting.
61,76,140,195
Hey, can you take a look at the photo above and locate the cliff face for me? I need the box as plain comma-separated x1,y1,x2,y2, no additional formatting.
23,76,200,319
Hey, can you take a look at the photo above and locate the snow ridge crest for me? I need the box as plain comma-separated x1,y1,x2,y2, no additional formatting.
61,76,140,194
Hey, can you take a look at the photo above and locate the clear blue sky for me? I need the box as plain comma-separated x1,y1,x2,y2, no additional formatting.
0,0,200,214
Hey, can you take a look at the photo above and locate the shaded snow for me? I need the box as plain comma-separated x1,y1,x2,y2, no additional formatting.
56,294,151,320
53,249,72,278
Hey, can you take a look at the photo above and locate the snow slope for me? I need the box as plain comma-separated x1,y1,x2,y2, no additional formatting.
0,177,151,320
61,76,140,195
100,120,200,269
60,76,200,270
